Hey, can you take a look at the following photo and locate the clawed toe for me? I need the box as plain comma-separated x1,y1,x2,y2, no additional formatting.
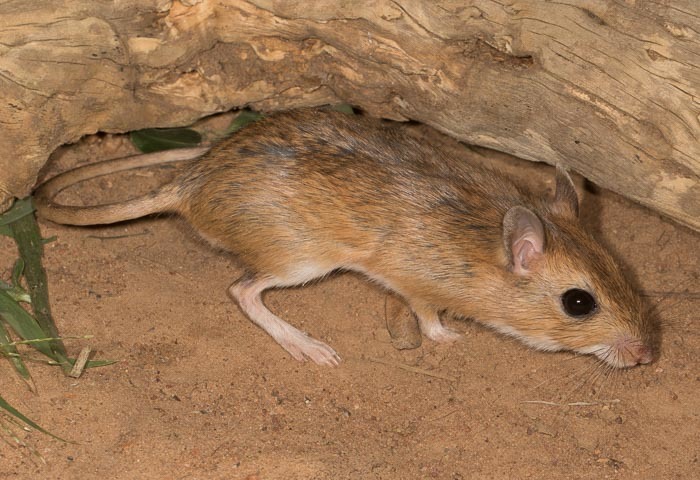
281,334,341,366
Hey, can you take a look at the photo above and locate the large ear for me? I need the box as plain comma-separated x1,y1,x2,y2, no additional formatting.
551,165,579,219
503,206,545,276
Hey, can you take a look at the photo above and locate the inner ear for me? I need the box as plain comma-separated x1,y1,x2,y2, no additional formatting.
503,206,545,276
552,165,579,219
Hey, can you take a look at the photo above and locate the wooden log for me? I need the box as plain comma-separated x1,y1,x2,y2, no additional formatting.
0,1,697,231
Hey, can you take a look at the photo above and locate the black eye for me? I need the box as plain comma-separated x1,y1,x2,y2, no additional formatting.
561,289,597,317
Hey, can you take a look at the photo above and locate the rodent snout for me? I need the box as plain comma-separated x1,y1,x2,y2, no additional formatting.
629,343,654,366
606,337,654,368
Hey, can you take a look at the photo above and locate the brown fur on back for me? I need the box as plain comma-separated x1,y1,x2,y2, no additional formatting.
177,110,651,361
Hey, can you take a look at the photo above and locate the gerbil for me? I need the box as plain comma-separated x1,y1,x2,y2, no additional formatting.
34,109,654,368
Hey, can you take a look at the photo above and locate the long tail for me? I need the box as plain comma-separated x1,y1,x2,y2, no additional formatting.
34,147,210,225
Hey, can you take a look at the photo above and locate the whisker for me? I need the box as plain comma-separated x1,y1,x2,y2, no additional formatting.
527,353,594,403
563,355,604,402
588,360,610,399
588,345,623,398
527,340,651,406
527,356,578,398
594,359,617,400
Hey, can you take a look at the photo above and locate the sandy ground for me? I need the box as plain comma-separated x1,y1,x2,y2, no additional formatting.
0,118,698,479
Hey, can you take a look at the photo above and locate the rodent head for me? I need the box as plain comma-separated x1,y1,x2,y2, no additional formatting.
493,167,654,368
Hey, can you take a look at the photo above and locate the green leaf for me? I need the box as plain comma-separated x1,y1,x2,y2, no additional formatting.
0,394,67,442
41,235,57,245
330,104,355,114
0,198,35,227
0,321,33,387
83,359,117,369
225,110,264,135
2,288,31,304
0,261,31,304
0,198,35,239
0,290,56,360
9,196,70,370
11,259,24,287
130,128,202,153
0,284,31,305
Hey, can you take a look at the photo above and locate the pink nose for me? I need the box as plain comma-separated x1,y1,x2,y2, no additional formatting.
632,344,653,365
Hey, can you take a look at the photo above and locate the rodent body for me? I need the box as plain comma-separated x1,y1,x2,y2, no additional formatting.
35,109,654,368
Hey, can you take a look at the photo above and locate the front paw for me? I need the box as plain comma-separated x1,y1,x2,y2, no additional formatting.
423,324,461,343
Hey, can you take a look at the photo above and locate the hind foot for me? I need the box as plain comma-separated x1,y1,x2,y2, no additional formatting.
278,330,341,366
229,276,341,366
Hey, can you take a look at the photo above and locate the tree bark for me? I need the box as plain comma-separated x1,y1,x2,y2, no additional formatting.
1,1,698,231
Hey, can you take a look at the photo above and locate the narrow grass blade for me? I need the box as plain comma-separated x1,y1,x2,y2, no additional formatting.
0,394,66,442
7,198,70,371
84,359,116,368
0,259,31,304
0,290,56,360
225,109,264,135
0,321,35,392
11,259,24,287
130,127,202,153
0,198,35,229
330,103,355,114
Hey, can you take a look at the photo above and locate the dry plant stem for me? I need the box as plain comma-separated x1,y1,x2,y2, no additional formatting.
8,206,70,373
366,357,456,382
68,347,91,378
521,399,620,407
